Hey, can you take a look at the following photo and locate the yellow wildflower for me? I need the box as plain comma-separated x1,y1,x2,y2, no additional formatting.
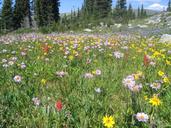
158,71,164,77
153,51,161,57
59,47,63,51
92,70,96,75
103,115,115,128
134,71,143,80
41,79,47,85
68,55,74,61
163,77,170,83
149,95,161,106
166,60,171,65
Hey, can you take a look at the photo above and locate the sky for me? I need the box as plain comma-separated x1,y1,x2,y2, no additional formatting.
60,0,168,12
0,0,169,12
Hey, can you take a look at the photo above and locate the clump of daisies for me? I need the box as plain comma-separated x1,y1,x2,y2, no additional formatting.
122,71,144,92
113,51,124,59
84,73,94,79
32,97,41,106
56,71,68,78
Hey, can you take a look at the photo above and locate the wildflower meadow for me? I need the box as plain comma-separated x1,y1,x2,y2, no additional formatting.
0,33,171,128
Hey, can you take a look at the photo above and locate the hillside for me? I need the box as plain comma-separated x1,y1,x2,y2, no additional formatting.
90,11,171,36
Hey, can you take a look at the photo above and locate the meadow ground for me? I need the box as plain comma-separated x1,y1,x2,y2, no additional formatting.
0,33,171,128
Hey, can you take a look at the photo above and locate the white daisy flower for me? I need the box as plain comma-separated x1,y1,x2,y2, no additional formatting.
113,51,124,59
130,84,142,92
150,82,161,90
84,73,94,79
3,64,9,68
95,87,102,93
2,49,7,53
11,57,17,61
11,51,16,54
56,71,68,78
122,76,135,88
32,97,41,106
136,112,149,122
95,69,101,76
21,62,26,69
21,52,27,56
13,75,22,83
8,61,14,66
149,61,156,66
2,59,7,63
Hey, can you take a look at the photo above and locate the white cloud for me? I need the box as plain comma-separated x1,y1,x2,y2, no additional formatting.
146,3,167,11
137,0,161,2
128,0,161,3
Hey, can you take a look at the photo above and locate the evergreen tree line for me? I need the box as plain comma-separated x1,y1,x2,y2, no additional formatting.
68,0,147,25
0,0,60,31
0,0,171,32
168,0,171,12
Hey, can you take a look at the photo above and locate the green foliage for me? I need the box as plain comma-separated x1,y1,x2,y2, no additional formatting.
13,28,35,34
13,0,24,29
0,10,3,33
138,7,140,18
82,0,112,20
167,0,171,12
1,0,13,30
35,0,60,27
13,0,32,29
0,0,160,33
137,5,147,19
94,0,112,18
128,4,136,20
140,4,147,18
114,0,128,24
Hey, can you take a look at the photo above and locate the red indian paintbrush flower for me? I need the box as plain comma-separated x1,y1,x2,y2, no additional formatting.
144,54,150,66
55,100,63,111
42,44,50,54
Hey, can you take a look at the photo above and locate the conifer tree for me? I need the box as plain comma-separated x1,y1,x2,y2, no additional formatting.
167,0,171,12
94,0,112,18
49,0,60,22
2,0,13,30
139,4,147,18
35,0,60,27
77,8,81,19
82,0,112,19
13,0,32,29
84,0,94,15
13,0,23,29
140,4,144,18
128,4,135,20
137,7,140,18
35,0,43,26
115,0,127,23
0,9,2,32
143,10,147,18
23,0,32,27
